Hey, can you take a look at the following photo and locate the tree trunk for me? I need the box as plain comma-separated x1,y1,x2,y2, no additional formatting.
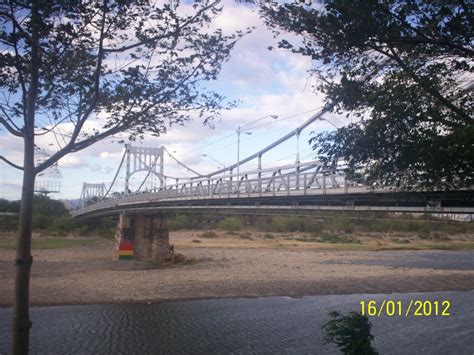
13,2,39,351
12,137,36,354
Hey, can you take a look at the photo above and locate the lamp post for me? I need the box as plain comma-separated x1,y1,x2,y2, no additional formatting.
236,114,278,185
316,116,338,128
236,126,252,184
202,154,226,175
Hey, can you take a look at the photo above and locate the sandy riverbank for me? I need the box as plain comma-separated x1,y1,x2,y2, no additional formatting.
1,230,473,306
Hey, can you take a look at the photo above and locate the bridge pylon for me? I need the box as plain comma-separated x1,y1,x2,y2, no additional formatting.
124,145,165,194
79,183,106,208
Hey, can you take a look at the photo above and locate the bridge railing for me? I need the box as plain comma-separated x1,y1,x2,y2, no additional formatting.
74,162,370,216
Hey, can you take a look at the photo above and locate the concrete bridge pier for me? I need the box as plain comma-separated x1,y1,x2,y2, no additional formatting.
116,212,171,261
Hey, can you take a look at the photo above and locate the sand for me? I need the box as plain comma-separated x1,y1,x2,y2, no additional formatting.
0,230,473,306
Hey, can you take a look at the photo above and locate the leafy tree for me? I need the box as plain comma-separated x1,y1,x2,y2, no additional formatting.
0,1,244,352
0,198,21,213
322,311,378,355
32,195,68,217
261,0,473,189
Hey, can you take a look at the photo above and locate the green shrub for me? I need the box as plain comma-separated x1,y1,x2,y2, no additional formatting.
168,215,191,230
32,195,68,217
271,216,308,232
0,215,18,230
239,232,252,240
53,215,76,233
263,233,274,239
325,217,355,233
218,217,243,232
315,233,360,244
199,230,218,238
73,225,90,236
393,238,411,244
322,311,378,355
32,214,54,230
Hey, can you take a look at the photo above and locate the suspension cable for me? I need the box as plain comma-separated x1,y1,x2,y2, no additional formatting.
102,149,126,199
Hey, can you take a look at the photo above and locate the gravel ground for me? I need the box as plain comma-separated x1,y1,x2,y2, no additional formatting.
1,232,473,306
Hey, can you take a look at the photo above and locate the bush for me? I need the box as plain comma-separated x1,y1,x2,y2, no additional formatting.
0,215,18,230
53,215,76,233
73,225,90,236
199,230,218,238
168,215,191,231
271,216,306,232
32,195,68,217
325,217,355,233
32,214,54,230
239,232,252,240
218,217,243,232
315,233,360,244
322,311,378,355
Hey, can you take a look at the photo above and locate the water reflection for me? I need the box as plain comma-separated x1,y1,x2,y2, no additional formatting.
1,291,473,354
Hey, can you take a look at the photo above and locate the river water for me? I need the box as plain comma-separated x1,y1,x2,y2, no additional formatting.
1,291,473,354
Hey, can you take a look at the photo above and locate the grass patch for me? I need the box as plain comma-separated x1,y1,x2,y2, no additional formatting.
270,216,320,233
393,238,411,244
0,238,94,250
218,217,243,232
168,215,197,231
263,233,274,239
376,242,474,251
315,234,361,244
199,230,218,239
239,232,252,240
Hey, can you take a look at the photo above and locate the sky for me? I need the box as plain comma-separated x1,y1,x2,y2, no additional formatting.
0,0,347,201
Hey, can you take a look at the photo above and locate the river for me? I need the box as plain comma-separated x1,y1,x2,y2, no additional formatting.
1,291,473,354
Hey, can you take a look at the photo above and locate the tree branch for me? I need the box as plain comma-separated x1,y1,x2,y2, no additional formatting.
370,45,473,126
34,1,108,174
35,122,125,174
0,115,22,137
0,155,23,170
9,0,28,119
386,46,472,125
102,0,220,53
0,9,34,47
385,36,474,57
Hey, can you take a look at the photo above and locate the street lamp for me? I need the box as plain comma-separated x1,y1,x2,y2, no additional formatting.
316,116,338,128
202,154,226,175
236,114,278,184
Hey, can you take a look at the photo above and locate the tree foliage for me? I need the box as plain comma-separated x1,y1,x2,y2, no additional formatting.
0,0,245,172
0,1,245,351
261,0,473,189
322,311,378,355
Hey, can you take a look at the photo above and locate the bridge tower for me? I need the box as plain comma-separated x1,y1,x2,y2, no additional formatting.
79,183,106,208
124,145,165,194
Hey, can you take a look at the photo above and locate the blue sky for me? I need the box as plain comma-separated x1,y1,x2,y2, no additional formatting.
0,1,345,200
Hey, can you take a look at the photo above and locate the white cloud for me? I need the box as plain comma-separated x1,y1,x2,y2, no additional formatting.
0,1,344,200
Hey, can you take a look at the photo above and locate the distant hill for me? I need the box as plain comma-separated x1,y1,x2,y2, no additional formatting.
60,199,81,211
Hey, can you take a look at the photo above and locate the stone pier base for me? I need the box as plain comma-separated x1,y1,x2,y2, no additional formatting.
116,213,170,261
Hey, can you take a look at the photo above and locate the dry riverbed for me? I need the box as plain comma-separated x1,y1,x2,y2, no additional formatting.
0,229,473,306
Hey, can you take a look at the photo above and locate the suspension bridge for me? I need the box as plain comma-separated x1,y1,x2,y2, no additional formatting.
74,108,473,219
72,109,473,260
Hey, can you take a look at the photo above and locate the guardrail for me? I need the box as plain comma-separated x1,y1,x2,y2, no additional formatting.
74,162,370,217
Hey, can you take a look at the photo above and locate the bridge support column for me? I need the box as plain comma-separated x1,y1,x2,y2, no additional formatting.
116,213,170,261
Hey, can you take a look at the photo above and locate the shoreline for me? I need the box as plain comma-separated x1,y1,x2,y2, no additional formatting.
2,286,474,309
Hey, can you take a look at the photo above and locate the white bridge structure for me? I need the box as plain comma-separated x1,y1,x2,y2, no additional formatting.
74,108,474,218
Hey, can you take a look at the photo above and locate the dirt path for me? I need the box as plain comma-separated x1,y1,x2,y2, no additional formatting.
1,231,473,306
